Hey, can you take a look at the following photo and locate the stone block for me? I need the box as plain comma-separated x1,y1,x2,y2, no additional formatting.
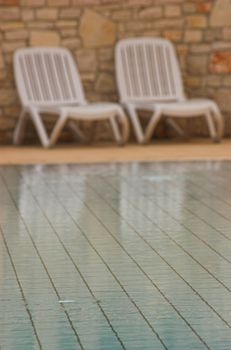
164,30,182,42
141,30,161,38
188,55,208,75
30,31,60,46
184,30,202,43
36,9,58,20
204,29,222,43
0,8,20,20
0,0,19,4
212,42,231,50
207,75,222,87
165,5,181,17
176,44,188,55
62,38,81,50
48,0,70,5
80,9,116,48
211,0,231,27
185,76,204,87
0,52,4,70
76,49,97,72
156,0,184,3
210,52,231,73
186,15,207,28
0,89,17,106
0,21,24,31
21,9,34,21
21,0,45,6
223,76,231,86
81,72,96,82
95,73,116,92
139,6,163,19
27,22,54,29
60,29,77,38
216,89,231,112
183,3,196,13
3,105,21,118
2,40,26,53
0,70,7,80
196,2,212,13
59,8,81,19
112,10,131,21
5,29,28,40
72,0,100,5
223,28,231,41
125,0,153,6
0,116,16,130
125,21,153,32
190,44,210,54
56,21,77,28
99,48,113,61
154,19,183,29
99,61,114,72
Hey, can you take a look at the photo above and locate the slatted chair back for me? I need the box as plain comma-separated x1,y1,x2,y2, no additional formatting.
115,38,185,104
14,47,86,107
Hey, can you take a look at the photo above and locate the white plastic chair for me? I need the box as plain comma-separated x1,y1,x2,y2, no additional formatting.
115,38,224,143
14,47,129,148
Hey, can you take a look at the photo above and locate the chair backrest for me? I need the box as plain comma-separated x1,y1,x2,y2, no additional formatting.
115,37,185,104
14,47,86,107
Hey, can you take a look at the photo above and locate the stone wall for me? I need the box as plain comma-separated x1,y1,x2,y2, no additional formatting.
0,0,231,144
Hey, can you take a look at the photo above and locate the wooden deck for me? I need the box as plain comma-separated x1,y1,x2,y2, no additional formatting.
0,161,231,349
1,138,231,165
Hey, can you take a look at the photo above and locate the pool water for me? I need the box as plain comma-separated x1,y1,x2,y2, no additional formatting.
0,161,231,350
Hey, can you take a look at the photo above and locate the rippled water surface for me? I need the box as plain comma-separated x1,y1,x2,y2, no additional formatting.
0,161,231,350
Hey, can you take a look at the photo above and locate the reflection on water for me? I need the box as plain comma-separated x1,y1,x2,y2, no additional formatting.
0,161,231,349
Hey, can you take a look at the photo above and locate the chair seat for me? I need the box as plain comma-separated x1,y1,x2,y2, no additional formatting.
131,99,216,117
62,103,123,120
157,99,216,117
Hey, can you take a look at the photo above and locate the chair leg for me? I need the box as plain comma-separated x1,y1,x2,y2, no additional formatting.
30,108,50,148
116,108,130,145
67,120,87,143
165,118,185,136
13,109,28,145
144,109,162,143
205,111,218,142
109,117,123,145
50,112,68,146
127,105,145,144
210,104,224,141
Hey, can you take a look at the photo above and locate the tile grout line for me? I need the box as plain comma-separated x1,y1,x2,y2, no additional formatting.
157,175,231,243
65,178,212,350
37,177,169,350
2,162,231,349
187,175,231,226
117,174,231,268
86,177,231,339
27,186,127,350
143,176,231,265
0,170,85,350
101,175,231,328
13,165,128,350
3,163,231,350
0,226,42,350
101,176,231,295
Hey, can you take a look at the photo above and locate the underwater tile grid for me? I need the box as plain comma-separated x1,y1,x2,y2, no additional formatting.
0,161,231,350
